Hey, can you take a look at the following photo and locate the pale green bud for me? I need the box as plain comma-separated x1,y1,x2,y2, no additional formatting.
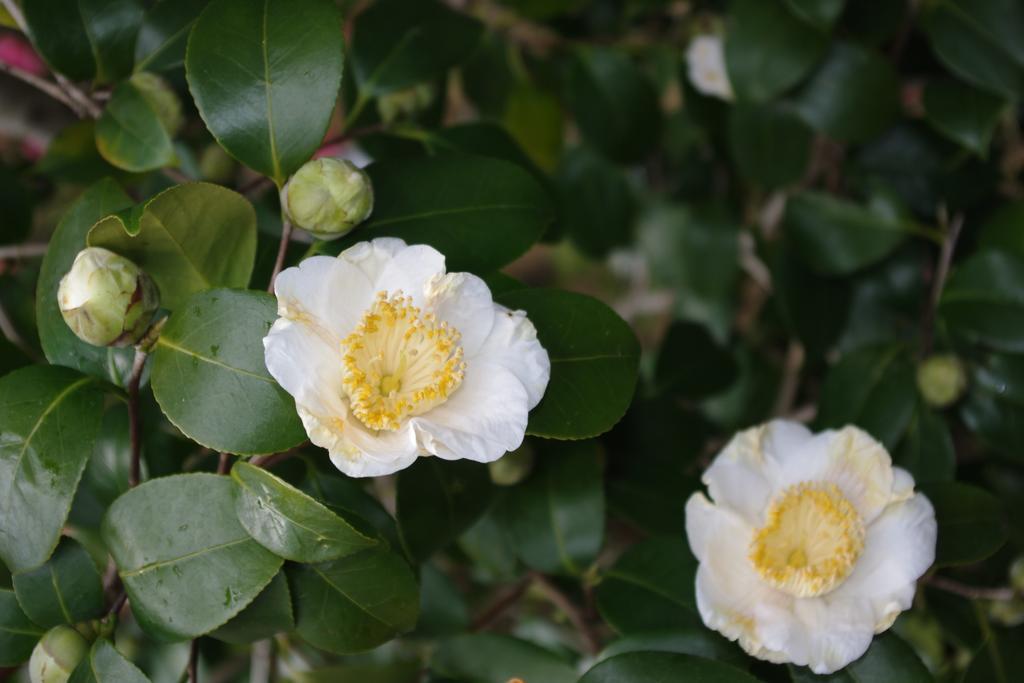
283,158,374,240
1010,556,1024,592
990,599,1024,627
198,143,235,183
377,83,436,123
29,626,89,683
916,354,967,408
131,72,183,136
58,247,160,347
489,444,535,486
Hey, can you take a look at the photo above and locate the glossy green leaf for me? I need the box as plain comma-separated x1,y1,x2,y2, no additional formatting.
940,250,1024,353
210,571,293,644
655,321,737,399
725,0,827,103
102,473,283,641
23,0,143,83
784,192,909,276
36,179,136,386
0,366,105,573
95,79,176,173
565,47,661,163
87,183,257,310
395,459,493,563
729,102,813,189
556,146,635,257
498,440,603,575
290,662,420,683
134,0,208,73
789,632,931,682
417,564,469,637
232,461,377,563
896,406,955,483
496,289,639,439
0,588,43,666
596,536,700,635
598,629,746,668
919,481,1007,567
923,80,1006,157
288,548,419,654
350,0,482,95
960,354,1024,458
12,538,103,628
186,0,344,185
431,634,577,683
150,289,305,455
68,639,151,683
784,0,845,29
580,652,758,683
303,469,400,550
329,155,552,275
792,42,900,143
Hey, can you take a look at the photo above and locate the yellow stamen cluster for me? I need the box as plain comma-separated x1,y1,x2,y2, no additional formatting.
749,482,865,598
341,290,465,431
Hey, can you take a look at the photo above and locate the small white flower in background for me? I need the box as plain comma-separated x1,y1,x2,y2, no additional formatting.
264,238,551,477
686,34,734,101
685,420,936,674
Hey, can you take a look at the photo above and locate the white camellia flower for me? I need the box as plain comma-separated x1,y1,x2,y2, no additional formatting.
685,420,937,674
263,238,551,477
685,34,734,101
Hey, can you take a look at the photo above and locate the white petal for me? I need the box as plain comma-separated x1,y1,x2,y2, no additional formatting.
702,425,778,524
473,305,551,409
263,318,344,415
684,492,718,562
761,420,814,463
425,272,495,356
412,361,529,463
297,405,419,478
789,597,876,674
338,237,409,283
375,243,447,306
832,493,936,630
890,466,916,503
273,255,375,340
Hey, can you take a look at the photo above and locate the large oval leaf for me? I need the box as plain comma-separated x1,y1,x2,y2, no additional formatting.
940,249,1024,353
151,289,305,455
102,473,283,641
232,461,377,563
0,588,43,666
580,652,758,683
186,0,344,185
495,289,640,439
68,639,151,683
0,365,105,573
12,538,104,628
330,155,552,275
134,0,208,73
88,183,257,310
920,481,1007,567
95,78,176,173
923,79,1007,157
431,634,577,683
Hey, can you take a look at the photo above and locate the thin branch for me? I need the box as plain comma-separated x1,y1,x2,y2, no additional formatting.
217,452,231,475
0,62,84,115
772,341,805,417
106,590,128,618
250,640,274,683
929,575,1017,602
127,349,148,488
53,72,101,118
529,572,600,655
0,0,26,33
920,211,964,357
0,243,49,259
251,447,305,469
471,577,531,631
188,640,199,683
267,219,293,293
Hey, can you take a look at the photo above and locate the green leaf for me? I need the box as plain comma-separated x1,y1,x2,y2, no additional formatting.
431,634,577,683
725,0,827,103
728,102,813,189
816,345,917,449
95,79,176,173
87,183,257,310
210,571,293,644
923,80,1006,157
395,459,493,563
789,632,931,682
303,469,400,550
350,0,482,95
232,461,377,563
556,146,635,257
150,289,306,455
580,652,758,683
784,192,909,276
0,588,43,667
36,121,124,185
36,179,136,386
68,639,151,683
784,0,845,29
287,548,420,654
498,440,603,575
496,289,640,439
963,625,1024,683
417,564,469,637
23,0,143,83
896,406,955,483
940,250,1024,353
102,473,283,641
0,366,105,573
598,629,746,668
979,201,1024,261
962,353,1024,457
186,0,344,185
12,538,103,628
134,0,208,73
919,481,1007,567
654,321,737,400
329,155,552,275
290,662,420,683
565,47,661,163
792,42,900,143
596,536,700,635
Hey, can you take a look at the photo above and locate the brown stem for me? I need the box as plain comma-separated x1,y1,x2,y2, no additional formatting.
188,640,199,683
772,341,805,418
127,349,148,488
251,447,305,469
471,577,531,631
530,572,601,655
0,62,84,115
268,219,293,293
920,212,964,357
217,452,231,475
928,575,1017,602
106,590,128,618
0,243,49,259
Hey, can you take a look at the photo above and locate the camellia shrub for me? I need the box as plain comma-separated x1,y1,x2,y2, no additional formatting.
0,0,1022,681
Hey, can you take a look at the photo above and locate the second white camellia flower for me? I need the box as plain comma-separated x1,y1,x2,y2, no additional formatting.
685,34,734,101
685,420,937,674
263,238,551,477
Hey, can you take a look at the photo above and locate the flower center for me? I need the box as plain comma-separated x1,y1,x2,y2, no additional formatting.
340,290,465,431
748,482,865,598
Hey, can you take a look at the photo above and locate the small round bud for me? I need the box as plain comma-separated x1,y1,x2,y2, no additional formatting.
58,247,160,347
489,445,535,486
1010,556,1024,592
282,158,373,240
131,72,184,136
199,144,235,183
29,626,89,683
376,83,436,123
916,354,967,408
990,599,1024,627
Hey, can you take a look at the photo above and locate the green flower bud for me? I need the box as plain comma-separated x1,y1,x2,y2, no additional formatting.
198,144,235,183
29,626,89,683
376,83,436,123
131,72,184,136
489,444,535,486
282,158,373,240
990,598,1024,627
58,247,160,347
916,354,967,408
